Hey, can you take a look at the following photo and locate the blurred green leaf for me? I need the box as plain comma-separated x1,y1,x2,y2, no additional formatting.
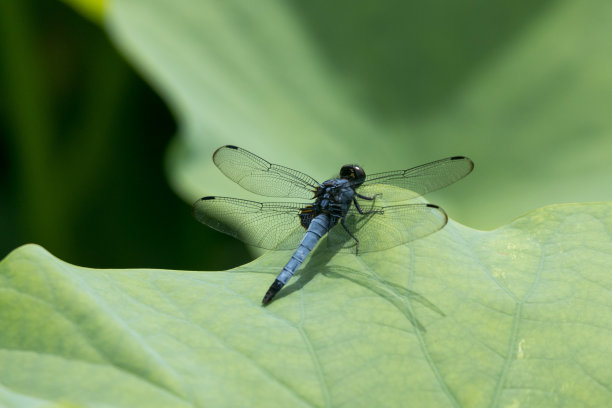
103,0,612,229
2,203,611,407
1,0,252,270
61,0,106,22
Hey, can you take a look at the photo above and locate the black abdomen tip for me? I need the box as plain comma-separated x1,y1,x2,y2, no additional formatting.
262,279,285,305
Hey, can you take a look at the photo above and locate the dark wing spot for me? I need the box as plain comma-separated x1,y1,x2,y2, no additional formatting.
226,145,239,149
200,196,216,201
426,203,440,208
450,156,475,171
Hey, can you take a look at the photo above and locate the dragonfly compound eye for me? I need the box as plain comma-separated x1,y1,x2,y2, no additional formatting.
340,164,366,187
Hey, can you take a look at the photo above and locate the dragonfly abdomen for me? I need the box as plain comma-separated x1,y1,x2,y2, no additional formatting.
278,213,330,282
262,213,332,304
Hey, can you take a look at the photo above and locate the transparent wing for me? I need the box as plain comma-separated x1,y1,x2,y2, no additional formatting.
213,145,320,199
192,196,310,250
357,156,474,202
326,203,448,253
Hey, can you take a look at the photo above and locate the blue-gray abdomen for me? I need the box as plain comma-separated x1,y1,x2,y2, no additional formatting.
276,213,332,284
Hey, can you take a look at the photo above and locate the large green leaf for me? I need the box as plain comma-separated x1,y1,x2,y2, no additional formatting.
102,0,612,229
2,202,611,407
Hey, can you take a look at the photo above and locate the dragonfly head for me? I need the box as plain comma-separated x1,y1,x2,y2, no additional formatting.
340,164,366,188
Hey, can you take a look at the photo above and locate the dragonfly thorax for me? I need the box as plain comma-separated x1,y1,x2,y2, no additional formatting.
315,178,355,219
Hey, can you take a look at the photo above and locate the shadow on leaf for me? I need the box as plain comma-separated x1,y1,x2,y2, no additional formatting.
273,242,444,332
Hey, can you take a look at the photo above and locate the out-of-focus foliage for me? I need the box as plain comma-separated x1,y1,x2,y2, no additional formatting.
2,203,611,407
62,0,105,22
105,0,612,230
0,0,249,269
2,1,612,274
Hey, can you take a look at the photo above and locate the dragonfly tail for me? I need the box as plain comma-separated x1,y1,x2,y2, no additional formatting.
262,214,332,305
262,279,285,305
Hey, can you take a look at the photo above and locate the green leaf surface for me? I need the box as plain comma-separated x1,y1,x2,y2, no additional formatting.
103,0,612,229
2,203,612,407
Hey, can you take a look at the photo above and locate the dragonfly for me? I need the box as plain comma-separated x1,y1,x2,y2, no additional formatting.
192,145,474,304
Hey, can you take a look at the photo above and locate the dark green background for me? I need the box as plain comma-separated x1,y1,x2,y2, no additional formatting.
0,0,249,269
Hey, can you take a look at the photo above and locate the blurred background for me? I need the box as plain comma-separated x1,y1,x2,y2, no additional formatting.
1,0,611,269
0,0,250,269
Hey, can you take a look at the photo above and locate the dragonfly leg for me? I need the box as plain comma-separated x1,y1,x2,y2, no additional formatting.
341,217,360,254
352,196,384,215
355,192,381,201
